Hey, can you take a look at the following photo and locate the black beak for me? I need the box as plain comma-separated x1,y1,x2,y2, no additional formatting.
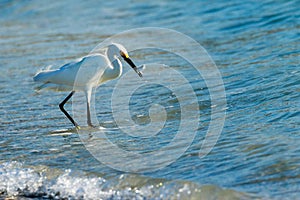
123,57,143,77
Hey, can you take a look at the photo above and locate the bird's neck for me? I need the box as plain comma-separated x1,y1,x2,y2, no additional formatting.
111,59,122,75
103,54,122,81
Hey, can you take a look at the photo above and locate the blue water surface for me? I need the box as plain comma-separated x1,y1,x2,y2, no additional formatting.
0,0,299,199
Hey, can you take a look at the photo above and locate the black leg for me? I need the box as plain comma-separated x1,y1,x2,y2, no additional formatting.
59,91,78,127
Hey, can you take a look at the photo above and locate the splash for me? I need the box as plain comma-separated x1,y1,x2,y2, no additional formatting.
0,162,256,200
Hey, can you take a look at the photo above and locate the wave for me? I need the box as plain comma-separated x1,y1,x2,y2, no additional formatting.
0,161,256,200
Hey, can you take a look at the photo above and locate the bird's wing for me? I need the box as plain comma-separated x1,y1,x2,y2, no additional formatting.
73,54,108,87
33,61,81,85
33,54,108,88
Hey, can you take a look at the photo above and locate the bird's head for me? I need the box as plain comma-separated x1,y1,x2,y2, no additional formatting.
108,43,143,77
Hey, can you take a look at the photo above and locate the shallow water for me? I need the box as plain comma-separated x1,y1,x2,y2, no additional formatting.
0,0,299,199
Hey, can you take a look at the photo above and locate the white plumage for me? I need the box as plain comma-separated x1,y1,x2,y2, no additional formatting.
34,43,142,127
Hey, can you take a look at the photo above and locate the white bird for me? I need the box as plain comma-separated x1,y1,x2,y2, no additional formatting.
33,43,143,128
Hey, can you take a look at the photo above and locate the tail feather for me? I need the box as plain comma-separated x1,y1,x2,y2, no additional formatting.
33,70,55,82
34,82,72,92
34,82,50,91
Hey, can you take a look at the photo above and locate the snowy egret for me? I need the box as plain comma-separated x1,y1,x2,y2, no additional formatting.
34,43,143,128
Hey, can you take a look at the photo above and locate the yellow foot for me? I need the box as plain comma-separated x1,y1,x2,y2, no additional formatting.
75,125,81,130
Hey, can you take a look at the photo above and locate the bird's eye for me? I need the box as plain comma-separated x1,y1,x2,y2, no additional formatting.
120,51,129,58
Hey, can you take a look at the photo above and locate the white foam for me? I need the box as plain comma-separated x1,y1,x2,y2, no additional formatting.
0,161,44,197
0,161,254,200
